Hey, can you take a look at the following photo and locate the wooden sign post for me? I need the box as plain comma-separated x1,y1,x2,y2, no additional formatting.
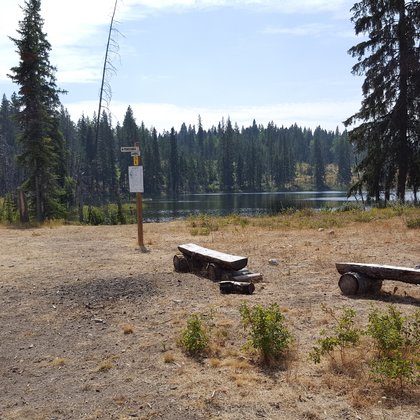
134,143,146,251
121,144,147,252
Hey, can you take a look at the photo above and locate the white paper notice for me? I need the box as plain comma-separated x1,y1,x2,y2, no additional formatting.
128,166,144,193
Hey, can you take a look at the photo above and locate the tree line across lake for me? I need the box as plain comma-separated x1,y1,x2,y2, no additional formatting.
0,95,354,222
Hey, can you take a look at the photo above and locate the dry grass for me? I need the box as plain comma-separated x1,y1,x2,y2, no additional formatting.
121,323,134,334
0,209,419,419
163,352,175,363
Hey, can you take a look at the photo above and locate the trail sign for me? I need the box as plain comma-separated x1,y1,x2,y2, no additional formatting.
121,146,139,153
121,143,146,251
128,166,144,193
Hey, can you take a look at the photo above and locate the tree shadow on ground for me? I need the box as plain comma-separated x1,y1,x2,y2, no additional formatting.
347,291,419,307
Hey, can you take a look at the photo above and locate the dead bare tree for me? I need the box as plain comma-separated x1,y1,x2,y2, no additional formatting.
95,0,120,151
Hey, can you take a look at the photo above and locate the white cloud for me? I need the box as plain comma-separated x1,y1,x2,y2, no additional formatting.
121,0,349,14
0,0,352,84
65,99,359,132
262,23,335,37
0,0,122,83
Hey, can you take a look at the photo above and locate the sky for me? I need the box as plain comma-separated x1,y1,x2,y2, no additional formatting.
0,0,363,132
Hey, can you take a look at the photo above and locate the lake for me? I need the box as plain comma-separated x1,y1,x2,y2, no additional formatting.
140,191,363,222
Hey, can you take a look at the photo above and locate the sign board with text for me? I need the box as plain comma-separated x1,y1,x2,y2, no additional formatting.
128,166,144,193
121,146,139,153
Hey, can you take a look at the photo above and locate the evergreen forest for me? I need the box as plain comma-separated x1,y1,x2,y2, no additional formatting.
0,94,354,222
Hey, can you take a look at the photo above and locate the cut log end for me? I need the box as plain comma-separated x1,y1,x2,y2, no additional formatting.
173,254,190,273
338,271,383,296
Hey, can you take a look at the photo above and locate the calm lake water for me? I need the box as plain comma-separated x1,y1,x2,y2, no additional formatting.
141,191,362,222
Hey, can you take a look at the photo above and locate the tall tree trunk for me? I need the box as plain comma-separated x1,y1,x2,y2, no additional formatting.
396,0,409,202
35,174,43,222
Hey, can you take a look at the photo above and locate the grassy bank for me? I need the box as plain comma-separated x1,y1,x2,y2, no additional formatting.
186,206,420,235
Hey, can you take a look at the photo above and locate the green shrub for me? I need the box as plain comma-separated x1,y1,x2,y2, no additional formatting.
187,214,219,235
240,302,293,364
309,305,361,364
0,193,18,224
225,214,249,227
366,306,419,388
86,206,105,225
366,306,405,355
354,211,374,223
406,218,420,229
190,227,211,236
180,314,209,355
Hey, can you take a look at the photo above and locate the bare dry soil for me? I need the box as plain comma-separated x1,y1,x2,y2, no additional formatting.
0,218,419,419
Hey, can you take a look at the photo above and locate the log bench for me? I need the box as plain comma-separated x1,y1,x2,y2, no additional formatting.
336,262,420,295
173,243,262,293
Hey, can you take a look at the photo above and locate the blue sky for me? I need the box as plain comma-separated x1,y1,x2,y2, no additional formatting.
0,0,361,132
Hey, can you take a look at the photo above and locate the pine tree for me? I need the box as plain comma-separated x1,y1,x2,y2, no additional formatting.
345,0,420,202
149,128,163,195
197,115,204,157
8,0,66,221
0,95,20,195
312,127,326,190
168,127,179,196
220,118,234,192
333,131,353,187
117,106,139,196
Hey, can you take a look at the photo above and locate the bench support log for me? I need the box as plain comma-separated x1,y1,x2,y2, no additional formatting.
173,254,189,273
338,271,383,295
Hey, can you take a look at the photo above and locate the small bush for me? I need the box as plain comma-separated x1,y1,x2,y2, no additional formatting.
180,314,209,355
406,218,420,229
86,206,105,225
225,214,250,227
240,302,293,364
0,193,18,224
309,305,361,364
354,212,374,223
366,306,419,388
190,226,211,236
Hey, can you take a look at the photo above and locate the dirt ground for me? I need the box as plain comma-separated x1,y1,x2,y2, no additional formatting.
0,217,419,420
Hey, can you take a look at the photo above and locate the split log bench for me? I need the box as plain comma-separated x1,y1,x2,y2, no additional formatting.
336,262,420,295
173,243,262,294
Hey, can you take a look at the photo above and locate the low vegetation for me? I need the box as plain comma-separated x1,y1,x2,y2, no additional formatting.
179,314,210,355
185,205,420,234
178,303,418,397
310,305,419,391
239,302,293,365
367,306,420,389
309,305,361,365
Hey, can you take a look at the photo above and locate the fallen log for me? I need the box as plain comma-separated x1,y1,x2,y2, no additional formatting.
219,281,255,295
220,269,262,282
